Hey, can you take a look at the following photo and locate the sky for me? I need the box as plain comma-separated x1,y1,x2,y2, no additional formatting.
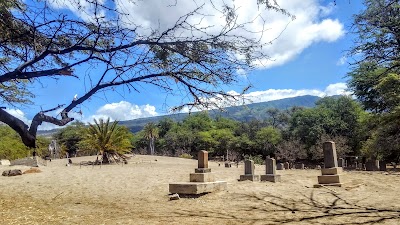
6,0,365,130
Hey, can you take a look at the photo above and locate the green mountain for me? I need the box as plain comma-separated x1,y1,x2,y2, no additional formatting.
119,95,320,133
38,95,321,136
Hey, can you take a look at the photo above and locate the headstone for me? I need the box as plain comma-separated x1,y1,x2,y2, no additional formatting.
365,160,379,171
225,162,232,168
338,158,345,167
170,150,227,195
261,157,281,182
198,150,208,168
379,162,387,171
295,164,305,169
323,141,338,168
195,150,211,173
276,163,284,170
244,160,254,175
239,160,260,181
284,162,290,170
314,141,342,188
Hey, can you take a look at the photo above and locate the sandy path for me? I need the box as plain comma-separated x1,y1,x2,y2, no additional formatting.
1,155,400,224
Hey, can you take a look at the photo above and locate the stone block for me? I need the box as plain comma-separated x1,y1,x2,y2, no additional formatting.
0,159,10,166
295,164,305,169
277,163,284,170
323,141,338,168
260,174,281,182
169,181,227,195
239,174,260,181
318,175,341,184
265,157,276,174
379,162,387,171
195,168,211,173
365,160,379,171
190,173,215,182
321,167,342,175
198,150,208,169
244,160,254,175
338,158,345,167
10,157,47,167
225,162,232,168
284,162,290,169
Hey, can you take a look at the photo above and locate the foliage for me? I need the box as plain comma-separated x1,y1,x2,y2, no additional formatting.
53,121,86,156
346,0,400,162
0,125,50,160
80,118,133,163
350,0,400,70
179,153,193,159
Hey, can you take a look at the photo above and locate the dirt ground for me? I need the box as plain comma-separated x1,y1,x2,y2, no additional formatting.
1,155,400,225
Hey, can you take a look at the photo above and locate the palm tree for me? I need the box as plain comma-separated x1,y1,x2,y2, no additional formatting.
143,122,159,155
82,118,133,164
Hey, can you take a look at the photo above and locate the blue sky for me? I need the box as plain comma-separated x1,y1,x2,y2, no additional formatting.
6,0,365,130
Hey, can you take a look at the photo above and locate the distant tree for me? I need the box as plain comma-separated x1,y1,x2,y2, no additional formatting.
254,126,282,157
80,118,132,163
0,0,291,150
53,121,86,157
143,122,159,155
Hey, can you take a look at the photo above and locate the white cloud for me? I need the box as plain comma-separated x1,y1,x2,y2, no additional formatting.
87,101,158,122
324,83,351,96
50,0,345,70
4,109,29,124
336,55,347,66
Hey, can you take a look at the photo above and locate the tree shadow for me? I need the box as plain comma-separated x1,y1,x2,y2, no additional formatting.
171,190,400,224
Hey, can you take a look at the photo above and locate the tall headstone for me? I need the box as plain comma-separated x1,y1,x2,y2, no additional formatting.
323,141,338,168
261,157,281,182
195,150,211,173
239,160,260,181
314,141,343,187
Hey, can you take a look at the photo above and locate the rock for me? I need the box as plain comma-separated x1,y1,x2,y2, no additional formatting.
169,193,180,200
2,169,22,176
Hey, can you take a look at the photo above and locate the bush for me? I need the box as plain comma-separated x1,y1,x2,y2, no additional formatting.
179,153,193,159
246,155,264,165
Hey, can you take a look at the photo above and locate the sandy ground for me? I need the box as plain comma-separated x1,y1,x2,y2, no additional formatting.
1,155,400,225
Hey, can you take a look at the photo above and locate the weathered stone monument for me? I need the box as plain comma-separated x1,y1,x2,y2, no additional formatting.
239,160,260,181
10,157,46,167
379,161,387,171
314,141,343,187
365,160,379,171
261,157,281,182
295,163,305,169
338,158,345,167
169,150,227,195
284,162,290,170
277,163,284,170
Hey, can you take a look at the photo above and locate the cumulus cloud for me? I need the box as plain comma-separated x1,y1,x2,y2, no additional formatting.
50,0,345,70
87,101,158,122
336,55,347,66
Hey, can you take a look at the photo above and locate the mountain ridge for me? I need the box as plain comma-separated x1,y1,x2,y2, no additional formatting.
38,95,321,136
